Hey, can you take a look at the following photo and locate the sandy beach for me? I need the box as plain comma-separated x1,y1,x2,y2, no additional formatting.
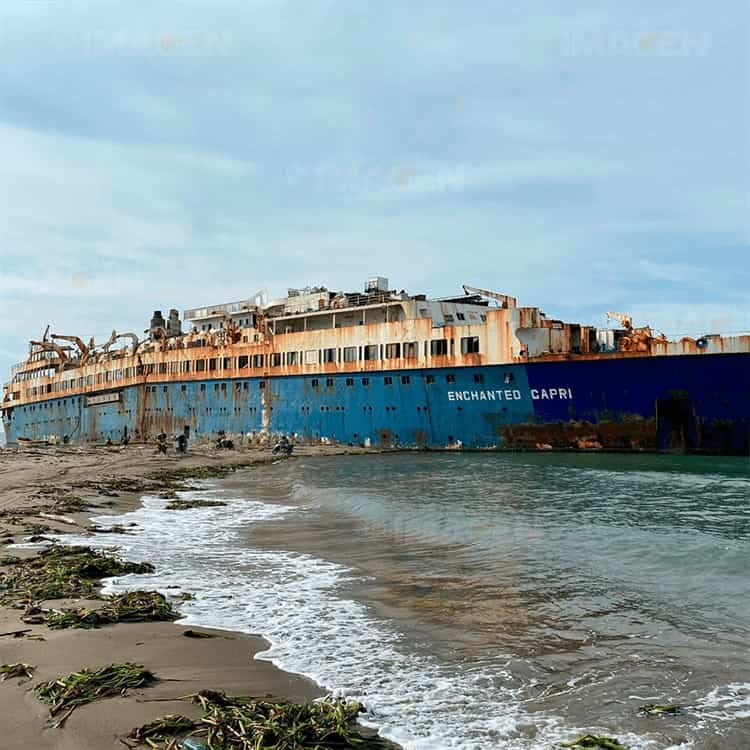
0,443,388,750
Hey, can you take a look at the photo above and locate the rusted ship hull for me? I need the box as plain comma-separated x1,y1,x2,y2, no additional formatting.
4,352,748,455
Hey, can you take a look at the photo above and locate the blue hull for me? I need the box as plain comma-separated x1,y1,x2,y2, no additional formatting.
4,353,749,455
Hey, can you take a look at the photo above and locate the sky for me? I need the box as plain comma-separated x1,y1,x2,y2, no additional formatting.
1,0,748,378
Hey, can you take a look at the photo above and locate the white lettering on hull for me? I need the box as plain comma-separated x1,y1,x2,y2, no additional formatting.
447,387,573,402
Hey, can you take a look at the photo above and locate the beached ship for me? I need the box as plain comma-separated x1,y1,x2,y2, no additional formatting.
2,278,749,454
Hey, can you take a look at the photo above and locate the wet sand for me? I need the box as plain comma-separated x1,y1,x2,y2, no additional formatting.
0,443,385,750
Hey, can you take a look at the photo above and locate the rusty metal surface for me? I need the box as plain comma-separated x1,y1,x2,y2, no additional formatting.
3,285,750,457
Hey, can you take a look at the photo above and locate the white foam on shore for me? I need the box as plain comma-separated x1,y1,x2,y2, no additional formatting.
64,490,669,750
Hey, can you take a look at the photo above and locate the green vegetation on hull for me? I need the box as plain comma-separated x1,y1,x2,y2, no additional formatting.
36,663,157,726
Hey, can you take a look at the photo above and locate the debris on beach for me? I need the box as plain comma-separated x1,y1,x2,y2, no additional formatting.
126,691,390,749
35,486,91,513
42,591,179,629
0,545,154,606
561,735,631,750
637,703,682,716
182,629,218,638
91,524,134,534
0,628,32,638
125,714,197,745
0,662,35,681
36,663,157,727
164,499,227,511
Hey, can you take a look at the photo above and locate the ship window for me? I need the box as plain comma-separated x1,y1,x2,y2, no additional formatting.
253,354,264,368
181,385,187,392
444,314,454,323
200,384,206,392
259,381,266,389
286,351,298,366
385,343,401,359
346,378,354,386
159,363,167,374
384,376,393,385
271,353,282,367
221,382,227,390
473,373,484,383
181,361,191,373
456,312,466,321
361,377,370,386
343,346,357,362
363,345,378,361
223,357,232,369
238,356,249,369
401,375,411,384
305,350,319,365
446,374,456,383
243,382,249,390
504,372,515,384
322,348,336,363
214,383,219,391
326,378,334,387
311,378,319,388
196,360,206,372
403,342,417,359
209,358,217,371
163,386,168,393
480,314,487,322
430,339,448,356
461,336,480,354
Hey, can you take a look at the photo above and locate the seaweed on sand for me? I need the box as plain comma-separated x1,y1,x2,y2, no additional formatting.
0,545,154,606
164,499,227,511
128,690,391,749
638,703,682,716
43,591,179,629
125,714,197,745
561,735,631,750
0,662,35,681
36,663,157,727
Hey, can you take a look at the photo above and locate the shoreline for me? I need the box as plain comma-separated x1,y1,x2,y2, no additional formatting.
0,443,397,750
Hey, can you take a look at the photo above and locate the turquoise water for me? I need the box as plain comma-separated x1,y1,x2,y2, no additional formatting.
77,452,750,749
238,453,750,748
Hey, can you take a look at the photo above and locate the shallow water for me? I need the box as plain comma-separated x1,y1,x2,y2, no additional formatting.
78,452,750,749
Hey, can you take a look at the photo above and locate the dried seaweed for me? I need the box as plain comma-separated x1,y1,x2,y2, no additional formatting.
164,499,227,511
561,735,631,750
43,591,179,629
0,545,154,606
36,663,157,727
0,662,35,681
126,714,197,743
638,703,682,716
128,690,391,749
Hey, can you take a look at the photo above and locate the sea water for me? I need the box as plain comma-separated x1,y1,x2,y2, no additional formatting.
76,453,750,749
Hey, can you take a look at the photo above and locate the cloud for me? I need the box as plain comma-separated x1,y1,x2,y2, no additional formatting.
0,0,748,379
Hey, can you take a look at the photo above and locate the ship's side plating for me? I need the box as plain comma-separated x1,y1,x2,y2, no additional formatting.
3,280,749,455
4,353,749,454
